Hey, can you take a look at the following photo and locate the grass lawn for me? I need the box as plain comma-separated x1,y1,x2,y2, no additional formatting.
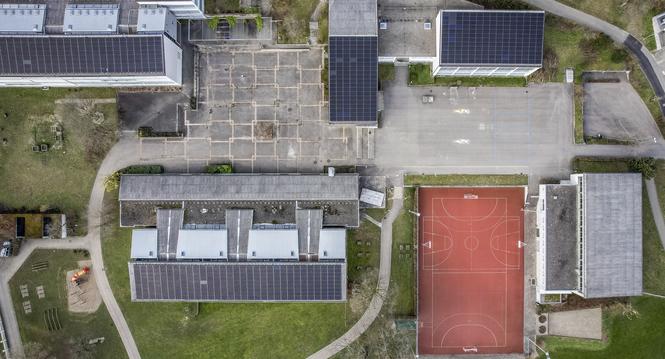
405,174,528,186
9,249,126,359
273,0,318,44
541,156,665,357
335,188,418,358
317,3,328,45
558,0,664,51
390,187,416,317
379,64,396,82
205,0,240,14
408,64,527,87
101,191,378,358
0,88,118,235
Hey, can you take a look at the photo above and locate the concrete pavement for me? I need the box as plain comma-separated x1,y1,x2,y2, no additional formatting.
646,179,665,249
309,185,404,359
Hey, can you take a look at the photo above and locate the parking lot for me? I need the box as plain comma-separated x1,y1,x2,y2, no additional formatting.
373,67,573,176
138,48,364,173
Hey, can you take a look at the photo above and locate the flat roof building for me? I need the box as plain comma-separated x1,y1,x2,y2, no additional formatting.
123,173,356,302
0,4,45,34
0,34,182,87
130,229,158,260
328,0,378,126
536,173,643,302
63,4,119,34
434,10,544,77
137,0,205,19
137,5,178,40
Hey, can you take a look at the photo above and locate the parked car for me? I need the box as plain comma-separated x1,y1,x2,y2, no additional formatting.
1,241,12,257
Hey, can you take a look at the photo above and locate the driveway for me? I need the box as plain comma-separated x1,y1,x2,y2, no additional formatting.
583,81,661,143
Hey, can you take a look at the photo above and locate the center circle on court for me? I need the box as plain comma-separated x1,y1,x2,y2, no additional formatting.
464,236,479,251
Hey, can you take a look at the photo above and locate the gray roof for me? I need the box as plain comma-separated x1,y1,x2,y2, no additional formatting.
225,209,252,261
583,173,642,298
156,208,182,260
0,4,45,33
63,4,119,34
544,185,577,291
130,229,158,259
329,0,377,36
119,174,360,202
297,209,322,257
247,229,299,259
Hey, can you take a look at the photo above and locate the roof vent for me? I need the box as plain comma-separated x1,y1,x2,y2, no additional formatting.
290,251,295,256
219,251,224,256
149,251,154,256
181,251,186,256
252,251,256,257
424,22,432,30
379,22,387,30
323,250,328,257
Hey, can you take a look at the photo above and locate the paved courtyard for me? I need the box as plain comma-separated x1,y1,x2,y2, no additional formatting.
138,48,363,173
372,67,574,179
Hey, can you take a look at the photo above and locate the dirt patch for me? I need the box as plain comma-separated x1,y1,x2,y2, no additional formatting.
542,294,627,313
66,260,101,314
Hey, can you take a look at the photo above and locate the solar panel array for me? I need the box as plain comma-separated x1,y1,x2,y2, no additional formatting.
130,262,345,302
0,36,165,76
440,11,544,66
329,36,377,123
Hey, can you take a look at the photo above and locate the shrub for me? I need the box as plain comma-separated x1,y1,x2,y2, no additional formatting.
255,15,263,32
206,164,233,174
104,172,121,192
629,157,657,179
207,16,220,31
226,15,237,28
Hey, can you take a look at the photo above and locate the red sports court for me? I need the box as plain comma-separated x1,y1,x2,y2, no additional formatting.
418,187,525,355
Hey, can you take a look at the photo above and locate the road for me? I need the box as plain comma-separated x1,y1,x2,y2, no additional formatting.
309,183,404,359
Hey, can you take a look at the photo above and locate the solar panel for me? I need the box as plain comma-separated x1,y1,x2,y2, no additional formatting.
129,262,346,302
329,36,377,123
439,11,545,66
0,35,165,76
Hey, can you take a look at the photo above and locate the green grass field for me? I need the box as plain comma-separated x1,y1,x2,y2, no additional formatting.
405,174,528,186
0,88,117,235
101,191,379,358
273,0,318,44
540,157,665,357
390,187,416,317
408,64,527,87
9,249,126,359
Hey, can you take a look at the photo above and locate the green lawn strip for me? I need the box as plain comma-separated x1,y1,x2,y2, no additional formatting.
574,84,584,144
101,191,374,358
347,220,381,284
405,174,528,186
379,64,395,82
0,88,117,235
407,64,526,87
273,0,318,44
317,3,328,45
9,249,126,359
570,157,631,173
390,187,416,316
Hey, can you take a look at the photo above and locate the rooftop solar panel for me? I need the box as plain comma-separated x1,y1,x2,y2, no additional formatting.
329,36,377,123
129,262,346,302
0,35,165,76
439,11,545,66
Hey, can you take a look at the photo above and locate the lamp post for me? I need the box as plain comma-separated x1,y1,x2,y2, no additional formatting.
526,337,550,359
408,210,420,217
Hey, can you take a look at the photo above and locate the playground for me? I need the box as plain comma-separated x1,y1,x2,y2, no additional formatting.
417,187,525,355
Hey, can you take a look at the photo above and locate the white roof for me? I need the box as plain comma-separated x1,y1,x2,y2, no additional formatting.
176,229,227,259
319,229,346,260
138,5,177,39
63,4,119,33
248,229,299,259
360,188,385,207
0,4,45,34
131,229,158,259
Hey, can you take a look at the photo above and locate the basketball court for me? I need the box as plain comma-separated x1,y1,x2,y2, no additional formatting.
418,187,525,355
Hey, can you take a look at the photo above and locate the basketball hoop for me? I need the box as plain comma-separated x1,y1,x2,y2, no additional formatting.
463,346,478,353
518,241,527,248
464,194,479,199
422,241,432,249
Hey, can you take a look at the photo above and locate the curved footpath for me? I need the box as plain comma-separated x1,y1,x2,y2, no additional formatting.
309,186,404,359
0,135,142,359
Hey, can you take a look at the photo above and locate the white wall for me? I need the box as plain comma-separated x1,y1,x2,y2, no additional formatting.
137,0,205,19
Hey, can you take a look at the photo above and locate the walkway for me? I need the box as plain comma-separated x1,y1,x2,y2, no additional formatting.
646,179,665,248
0,135,143,359
309,185,404,359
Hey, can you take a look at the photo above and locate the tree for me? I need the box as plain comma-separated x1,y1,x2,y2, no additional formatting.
226,15,237,28
629,157,657,179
